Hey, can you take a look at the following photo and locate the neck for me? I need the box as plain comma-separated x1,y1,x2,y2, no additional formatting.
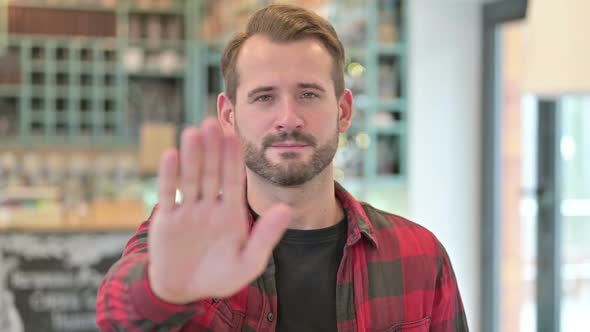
246,166,344,230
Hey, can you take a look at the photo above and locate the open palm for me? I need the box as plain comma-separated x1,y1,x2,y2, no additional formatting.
148,118,291,304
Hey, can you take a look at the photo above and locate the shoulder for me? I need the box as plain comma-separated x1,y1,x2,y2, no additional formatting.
360,203,446,259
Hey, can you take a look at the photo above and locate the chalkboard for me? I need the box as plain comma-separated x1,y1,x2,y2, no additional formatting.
0,232,132,332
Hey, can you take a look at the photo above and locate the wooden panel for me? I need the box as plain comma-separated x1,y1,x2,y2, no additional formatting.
8,6,116,37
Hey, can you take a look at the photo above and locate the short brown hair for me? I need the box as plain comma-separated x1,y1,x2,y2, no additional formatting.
221,4,345,104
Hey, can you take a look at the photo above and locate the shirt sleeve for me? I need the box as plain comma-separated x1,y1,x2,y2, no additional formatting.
429,241,470,332
95,205,207,332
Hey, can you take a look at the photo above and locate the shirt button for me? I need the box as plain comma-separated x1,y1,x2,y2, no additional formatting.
267,312,274,322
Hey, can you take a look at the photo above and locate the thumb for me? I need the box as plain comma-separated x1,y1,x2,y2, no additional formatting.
238,204,291,280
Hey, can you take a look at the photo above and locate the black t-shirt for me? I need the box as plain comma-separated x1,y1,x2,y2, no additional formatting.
249,206,347,332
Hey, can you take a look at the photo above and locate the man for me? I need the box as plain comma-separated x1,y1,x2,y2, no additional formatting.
97,4,468,331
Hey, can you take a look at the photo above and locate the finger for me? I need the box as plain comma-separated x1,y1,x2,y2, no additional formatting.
157,149,179,211
221,133,244,204
179,127,202,202
238,204,291,280
201,118,223,201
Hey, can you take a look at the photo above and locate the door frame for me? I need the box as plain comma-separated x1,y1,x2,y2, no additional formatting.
480,1,528,332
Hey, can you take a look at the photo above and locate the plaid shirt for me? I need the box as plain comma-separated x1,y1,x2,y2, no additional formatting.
97,182,468,331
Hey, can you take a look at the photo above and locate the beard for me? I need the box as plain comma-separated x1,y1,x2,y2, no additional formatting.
238,127,339,186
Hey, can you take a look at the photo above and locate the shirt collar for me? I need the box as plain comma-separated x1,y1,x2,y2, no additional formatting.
246,181,379,249
334,181,379,248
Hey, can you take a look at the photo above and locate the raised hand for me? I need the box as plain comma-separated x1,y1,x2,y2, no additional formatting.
148,118,291,304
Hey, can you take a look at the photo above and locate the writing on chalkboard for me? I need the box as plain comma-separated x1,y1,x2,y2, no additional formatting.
11,268,103,289
0,256,24,332
0,233,131,332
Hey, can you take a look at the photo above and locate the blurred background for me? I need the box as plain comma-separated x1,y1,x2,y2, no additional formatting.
0,0,588,331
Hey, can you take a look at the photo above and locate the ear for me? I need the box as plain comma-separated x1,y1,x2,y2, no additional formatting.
337,89,353,132
217,92,236,134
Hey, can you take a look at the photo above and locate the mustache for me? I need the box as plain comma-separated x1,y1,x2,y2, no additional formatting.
262,131,317,148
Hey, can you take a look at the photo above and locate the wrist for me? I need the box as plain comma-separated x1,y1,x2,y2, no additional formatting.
148,264,199,305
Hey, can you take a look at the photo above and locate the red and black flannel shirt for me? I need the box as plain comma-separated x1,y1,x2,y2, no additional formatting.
97,182,468,331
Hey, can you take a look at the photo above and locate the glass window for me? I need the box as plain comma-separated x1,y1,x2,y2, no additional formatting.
560,97,590,331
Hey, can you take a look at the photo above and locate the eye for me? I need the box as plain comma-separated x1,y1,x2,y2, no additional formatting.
255,95,273,102
301,92,318,99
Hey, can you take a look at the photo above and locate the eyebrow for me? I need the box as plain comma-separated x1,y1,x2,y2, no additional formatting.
297,82,326,92
246,82,327,98
247,86,275,98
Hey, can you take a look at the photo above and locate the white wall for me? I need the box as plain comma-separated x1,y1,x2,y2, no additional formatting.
407,1,482,330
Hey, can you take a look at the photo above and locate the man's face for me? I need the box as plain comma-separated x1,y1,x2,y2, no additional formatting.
232,35,342,186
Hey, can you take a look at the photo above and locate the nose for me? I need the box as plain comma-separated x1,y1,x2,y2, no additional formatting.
275,98,304,132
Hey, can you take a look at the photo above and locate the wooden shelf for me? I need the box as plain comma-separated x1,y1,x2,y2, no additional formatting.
0,223,140,233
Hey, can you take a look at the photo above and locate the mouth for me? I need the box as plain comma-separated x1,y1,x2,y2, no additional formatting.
269,141,310,151
272,144,308,148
